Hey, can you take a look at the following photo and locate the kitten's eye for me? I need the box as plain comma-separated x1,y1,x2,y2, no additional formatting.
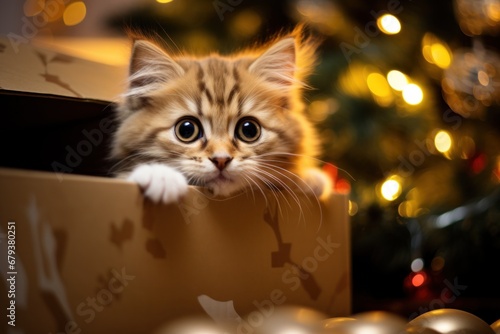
175,118,202,143
236,118,261,143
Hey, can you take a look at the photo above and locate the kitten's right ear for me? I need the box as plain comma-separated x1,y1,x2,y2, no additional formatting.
249,37,297,91
124,40,184,104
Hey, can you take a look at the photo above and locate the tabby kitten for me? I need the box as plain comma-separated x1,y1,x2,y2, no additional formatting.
111,27,331,204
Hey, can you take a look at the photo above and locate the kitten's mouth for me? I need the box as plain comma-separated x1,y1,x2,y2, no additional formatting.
211,173,232,184
204,172,243,197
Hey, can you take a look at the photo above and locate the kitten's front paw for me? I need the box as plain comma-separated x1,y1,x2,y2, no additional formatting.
127,163,188,204
302,168,332,199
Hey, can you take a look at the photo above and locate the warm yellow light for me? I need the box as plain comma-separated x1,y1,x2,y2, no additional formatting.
387,70,408,91
348,200,358,216
478,70,490,86
338,63,372,98
308,100,330,122
402,83,423,105
422,45,433,64
377,14,401,35
430,43,452,69
486,2,500,22
434,130,452,153
348,201,358,216
230,10,262,38
422,33,452,70
156,0,173,3
367,72,391,97
381,179,402,201
398,200,420,217
63,1,86,26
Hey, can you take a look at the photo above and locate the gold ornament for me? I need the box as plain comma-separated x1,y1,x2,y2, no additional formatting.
320,311,407,334
491,319,500,334
322,317,356,329
246,305,326,334
153,316,224,334
405,326,442,333
408,308,495,334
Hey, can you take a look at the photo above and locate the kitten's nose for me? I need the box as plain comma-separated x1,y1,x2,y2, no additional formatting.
209,156,233,171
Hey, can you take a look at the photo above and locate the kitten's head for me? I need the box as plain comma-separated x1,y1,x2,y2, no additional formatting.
112,27,322,197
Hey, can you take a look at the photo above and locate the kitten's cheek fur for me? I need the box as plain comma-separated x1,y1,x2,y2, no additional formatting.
127,163,189,204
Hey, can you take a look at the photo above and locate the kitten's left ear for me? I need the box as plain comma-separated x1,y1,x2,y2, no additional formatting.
249,37,296,90
129,40,184,87
123,40,184,107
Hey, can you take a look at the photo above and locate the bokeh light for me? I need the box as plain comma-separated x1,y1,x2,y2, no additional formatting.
367,73,391,97
63,1,86,26
308,99,338,122
434,130,452,153
454,0,500,35
348,200,359,216
477,70,490,86
230,9,262,38
411,258,424,272
335,179,352,194
157,0,173,3
399,200,416,217
431,256,445,272
295,0,344,35
380,177,402,201
367,72,393,106
430,43,452,69
338,63,372,98
377,14,401,35
402,83,424,105
387,70,408,91
422,33,453,69
411,272,426,287
471,153,487,174
486,2,500,21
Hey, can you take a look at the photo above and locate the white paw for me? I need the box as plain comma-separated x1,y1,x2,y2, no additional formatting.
302,168,332,199
127,163,188,204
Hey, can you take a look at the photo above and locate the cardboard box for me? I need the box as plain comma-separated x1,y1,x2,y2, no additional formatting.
0,168,350,333
0,37,351,333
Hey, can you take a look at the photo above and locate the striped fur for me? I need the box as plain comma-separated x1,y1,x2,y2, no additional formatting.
111,26,330,199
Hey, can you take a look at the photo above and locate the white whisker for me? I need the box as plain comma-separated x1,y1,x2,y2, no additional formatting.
243,168,286,218
257,152,355,182
244,165,310,222
250,160,325,229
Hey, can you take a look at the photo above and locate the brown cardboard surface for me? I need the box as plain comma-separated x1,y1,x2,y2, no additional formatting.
0,167,350,333
0,37,127,102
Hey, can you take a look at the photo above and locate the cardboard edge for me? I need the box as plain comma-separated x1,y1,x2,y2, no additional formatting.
0,167,349,204
0,88,116,106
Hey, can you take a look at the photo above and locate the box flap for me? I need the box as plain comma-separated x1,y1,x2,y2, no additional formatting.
0,37,128,102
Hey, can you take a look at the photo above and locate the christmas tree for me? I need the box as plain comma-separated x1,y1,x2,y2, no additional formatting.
109,0,500,322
